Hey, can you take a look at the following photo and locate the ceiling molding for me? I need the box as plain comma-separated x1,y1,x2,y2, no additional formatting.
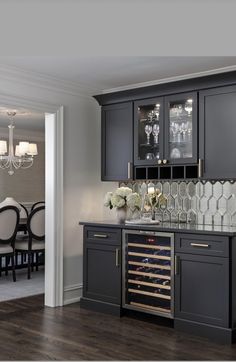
0,63,100,98
101,65,236,94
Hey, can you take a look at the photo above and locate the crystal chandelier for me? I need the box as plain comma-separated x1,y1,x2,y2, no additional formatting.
0,111,38,175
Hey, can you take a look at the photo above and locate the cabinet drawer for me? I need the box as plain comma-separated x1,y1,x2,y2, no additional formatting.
175,233,229,257
84,227,121,245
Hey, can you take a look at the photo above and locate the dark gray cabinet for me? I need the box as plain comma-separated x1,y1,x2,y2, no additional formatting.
175,253,229,327
82,227,121,314
199,85,236,180
134,92,198,167
102,102,133,181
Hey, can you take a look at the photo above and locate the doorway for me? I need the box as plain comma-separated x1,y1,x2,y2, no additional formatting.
0,96,63,307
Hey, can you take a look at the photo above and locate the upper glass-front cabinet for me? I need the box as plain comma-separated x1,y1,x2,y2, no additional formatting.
134,97,164,165
164,92,198,165
134,92,198,166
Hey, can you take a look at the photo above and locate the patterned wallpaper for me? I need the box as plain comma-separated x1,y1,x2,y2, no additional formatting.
120,180,236,226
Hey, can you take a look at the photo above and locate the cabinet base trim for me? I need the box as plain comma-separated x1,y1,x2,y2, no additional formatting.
80,297,122,316
175,318,235,344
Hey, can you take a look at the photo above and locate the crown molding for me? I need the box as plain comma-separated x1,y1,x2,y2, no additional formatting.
101,65,236,94
0,63,100,98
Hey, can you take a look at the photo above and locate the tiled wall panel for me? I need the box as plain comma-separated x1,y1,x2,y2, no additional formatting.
121,181,236,226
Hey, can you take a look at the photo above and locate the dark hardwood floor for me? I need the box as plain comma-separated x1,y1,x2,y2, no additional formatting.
0,295,236,360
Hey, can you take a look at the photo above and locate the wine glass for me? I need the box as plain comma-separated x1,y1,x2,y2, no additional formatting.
181,122,187,139
152,124,160,144
185,99,193,116
144,124,152,145
153,104,160,120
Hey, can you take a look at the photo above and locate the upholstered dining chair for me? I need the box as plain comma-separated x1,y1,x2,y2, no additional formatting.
15,206,45,279
0,205,20,282
31,201,45,212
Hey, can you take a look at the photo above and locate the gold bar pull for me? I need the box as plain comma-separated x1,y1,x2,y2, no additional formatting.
93,234,108,238
198,158,203,178
115,248,120,267
128,162,133,179
190,242,209,248
175,255,179,275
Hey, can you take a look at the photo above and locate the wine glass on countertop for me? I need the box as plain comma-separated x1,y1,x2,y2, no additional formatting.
145,124,152,145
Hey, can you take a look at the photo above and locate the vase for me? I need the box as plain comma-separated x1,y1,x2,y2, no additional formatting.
116,207,127,224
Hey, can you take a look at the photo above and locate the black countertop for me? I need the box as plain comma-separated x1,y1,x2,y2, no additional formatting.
79,219,236,236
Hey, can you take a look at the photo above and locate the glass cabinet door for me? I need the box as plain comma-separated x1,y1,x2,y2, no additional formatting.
164,92,197,164
134,98,164,165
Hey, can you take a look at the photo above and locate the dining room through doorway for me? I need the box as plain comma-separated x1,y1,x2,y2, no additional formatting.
0,105,45,302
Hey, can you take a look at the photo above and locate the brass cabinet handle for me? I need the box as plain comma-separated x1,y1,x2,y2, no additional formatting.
198,158,203,178
127,162,132,179
115,248,120,267
158,159,162,165
163,159,168,164
190,242,209,248
93,234,108,238
175,255,179,275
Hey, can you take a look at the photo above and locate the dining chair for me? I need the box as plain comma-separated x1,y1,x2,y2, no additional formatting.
31,201,45,212
0,205,20,282
15,206,45,279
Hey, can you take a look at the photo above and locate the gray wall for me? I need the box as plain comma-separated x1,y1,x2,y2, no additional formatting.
0,140,45,203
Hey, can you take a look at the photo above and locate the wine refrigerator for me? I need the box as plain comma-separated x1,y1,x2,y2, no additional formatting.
122,229,174,318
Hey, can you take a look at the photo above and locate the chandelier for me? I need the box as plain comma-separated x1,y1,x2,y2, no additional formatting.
0,111,38,175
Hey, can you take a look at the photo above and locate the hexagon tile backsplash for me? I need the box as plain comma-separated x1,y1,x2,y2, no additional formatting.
120,181,236,226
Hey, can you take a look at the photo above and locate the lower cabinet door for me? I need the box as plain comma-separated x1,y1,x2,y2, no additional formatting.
175,253,229,327
83,242,121,305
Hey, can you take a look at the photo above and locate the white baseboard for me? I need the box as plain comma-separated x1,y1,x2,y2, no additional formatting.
63,283,83,305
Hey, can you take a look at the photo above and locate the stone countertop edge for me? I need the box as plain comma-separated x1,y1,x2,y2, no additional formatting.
79,220,236,237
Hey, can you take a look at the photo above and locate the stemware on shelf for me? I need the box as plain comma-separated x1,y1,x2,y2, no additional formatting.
144,124,152,145
184,99,193,116
152,124,160,144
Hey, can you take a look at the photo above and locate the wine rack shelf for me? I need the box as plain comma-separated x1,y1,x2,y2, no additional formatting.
128,279,171,290
128,261,171,270
123,230,174,319
128,288,171,300
128,270,171,280
128,251,170,261
130,302,170,314
128,243,171,251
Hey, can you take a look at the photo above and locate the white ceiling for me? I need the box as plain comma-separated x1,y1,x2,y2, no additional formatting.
0,56,236,93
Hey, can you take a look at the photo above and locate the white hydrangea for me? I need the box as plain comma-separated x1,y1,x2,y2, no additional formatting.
104,192,113,208
127,192,141,211
111,194,126,208
115,187,132,198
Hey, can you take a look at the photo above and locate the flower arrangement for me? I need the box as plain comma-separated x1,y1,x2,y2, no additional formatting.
104,187,141,211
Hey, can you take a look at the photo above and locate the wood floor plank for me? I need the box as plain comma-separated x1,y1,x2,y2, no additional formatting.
0,295,235,360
